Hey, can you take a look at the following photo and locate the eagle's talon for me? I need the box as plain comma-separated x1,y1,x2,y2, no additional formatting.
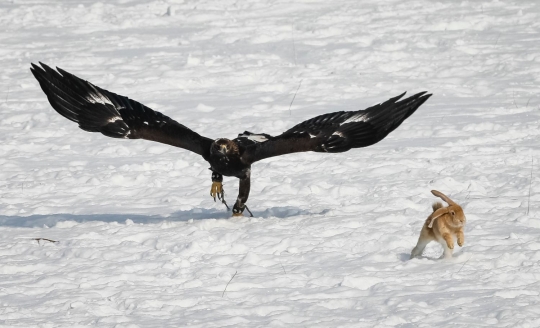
232,203,244,216
210,181,224,202
210,181,230,209
217,189,224,201
232,203,252,217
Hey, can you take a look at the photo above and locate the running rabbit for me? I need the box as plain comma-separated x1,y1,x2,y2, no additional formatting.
410,190,466,259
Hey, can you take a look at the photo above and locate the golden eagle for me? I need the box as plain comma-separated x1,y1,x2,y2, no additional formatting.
31,63,431,216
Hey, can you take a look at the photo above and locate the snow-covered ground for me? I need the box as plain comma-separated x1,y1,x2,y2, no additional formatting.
2,0,540,326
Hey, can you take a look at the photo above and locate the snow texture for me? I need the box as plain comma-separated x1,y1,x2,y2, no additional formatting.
2,0,540,327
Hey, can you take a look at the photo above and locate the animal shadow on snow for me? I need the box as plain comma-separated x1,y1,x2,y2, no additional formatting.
398,250,466,262
0,206,326,228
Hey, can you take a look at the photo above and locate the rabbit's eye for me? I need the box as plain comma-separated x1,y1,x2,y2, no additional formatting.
451,211,455,216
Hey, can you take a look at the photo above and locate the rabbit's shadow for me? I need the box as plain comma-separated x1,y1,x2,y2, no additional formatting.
399,250,467,262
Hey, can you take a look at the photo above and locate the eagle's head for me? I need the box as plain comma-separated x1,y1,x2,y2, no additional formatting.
211,138,239,157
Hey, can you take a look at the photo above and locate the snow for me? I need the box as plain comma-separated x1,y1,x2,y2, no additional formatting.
2,0,540,326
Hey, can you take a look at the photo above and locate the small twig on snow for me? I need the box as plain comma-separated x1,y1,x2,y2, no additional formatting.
33,238,59,245
279,260,287,274
288,79,303,116
222,271,237,297
453,255,472,278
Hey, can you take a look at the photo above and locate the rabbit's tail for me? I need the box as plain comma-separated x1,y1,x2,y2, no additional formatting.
432,202,443,212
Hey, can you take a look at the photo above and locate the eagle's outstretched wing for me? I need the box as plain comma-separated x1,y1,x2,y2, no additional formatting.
30,63,213,159
239,91,431,164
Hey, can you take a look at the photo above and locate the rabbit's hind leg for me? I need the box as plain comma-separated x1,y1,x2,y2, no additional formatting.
410,233,433,259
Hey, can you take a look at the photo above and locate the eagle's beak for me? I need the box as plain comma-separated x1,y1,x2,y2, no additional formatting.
219,144,227,154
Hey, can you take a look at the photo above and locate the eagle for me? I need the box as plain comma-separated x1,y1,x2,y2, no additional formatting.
30,62,431,216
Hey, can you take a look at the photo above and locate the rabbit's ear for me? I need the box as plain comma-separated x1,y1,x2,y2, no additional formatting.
431,190,457,206
431,207,448,219
428,207,448,228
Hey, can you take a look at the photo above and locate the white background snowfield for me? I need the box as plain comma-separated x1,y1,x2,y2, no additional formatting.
1,0,540,327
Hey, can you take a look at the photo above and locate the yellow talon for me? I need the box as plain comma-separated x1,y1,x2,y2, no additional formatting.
232,212,243,217
210,181,224,201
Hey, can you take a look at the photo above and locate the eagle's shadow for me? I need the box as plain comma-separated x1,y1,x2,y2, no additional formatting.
0,206,325,228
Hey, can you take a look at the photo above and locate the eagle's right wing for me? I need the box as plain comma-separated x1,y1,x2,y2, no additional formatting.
31,63,213,159
239,91,431,164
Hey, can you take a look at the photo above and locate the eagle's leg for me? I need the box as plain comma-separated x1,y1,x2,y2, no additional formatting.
210,171,229,209
232,176,251,217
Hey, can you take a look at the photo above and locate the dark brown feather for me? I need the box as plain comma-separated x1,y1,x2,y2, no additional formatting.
30,63,213,159
240,92,431,164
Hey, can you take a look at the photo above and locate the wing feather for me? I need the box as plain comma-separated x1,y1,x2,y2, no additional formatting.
31,63,213,159
240,91,431,164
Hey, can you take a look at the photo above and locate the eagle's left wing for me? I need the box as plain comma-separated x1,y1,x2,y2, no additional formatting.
31,63,213,159
240,91,431,165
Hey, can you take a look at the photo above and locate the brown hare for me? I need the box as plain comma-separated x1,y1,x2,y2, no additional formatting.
410,190,466,259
